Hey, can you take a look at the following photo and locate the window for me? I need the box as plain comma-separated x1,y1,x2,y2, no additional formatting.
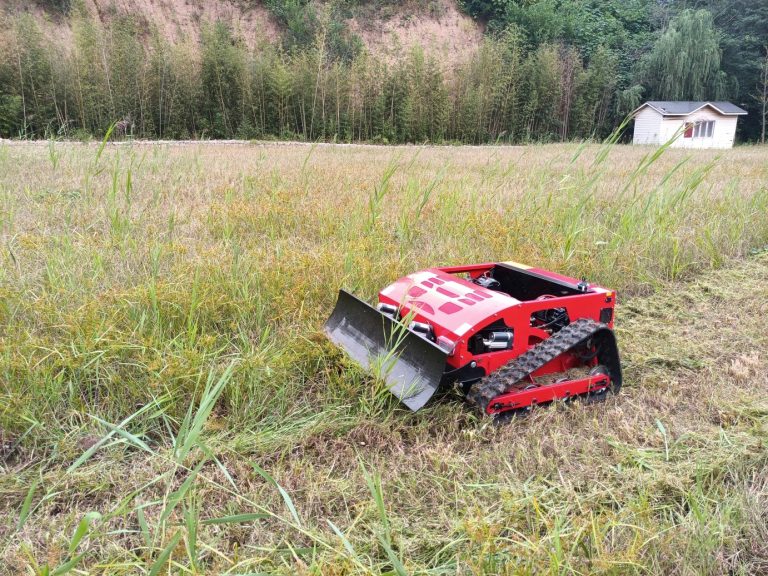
693,120,714,138
683,123,694,138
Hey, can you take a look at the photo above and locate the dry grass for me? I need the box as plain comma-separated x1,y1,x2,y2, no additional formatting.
0,140,767,574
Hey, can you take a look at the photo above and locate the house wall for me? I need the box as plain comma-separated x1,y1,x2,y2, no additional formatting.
632,105,741,148
632,107,662,144
659,108,738,149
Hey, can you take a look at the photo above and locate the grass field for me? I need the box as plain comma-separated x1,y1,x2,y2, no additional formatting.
1,140,767,575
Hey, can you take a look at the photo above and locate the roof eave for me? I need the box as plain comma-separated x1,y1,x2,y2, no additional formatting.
705,103,748,116
634,101,748,117
631,102,662,116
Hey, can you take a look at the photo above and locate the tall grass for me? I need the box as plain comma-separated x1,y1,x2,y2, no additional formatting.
1,141,768,574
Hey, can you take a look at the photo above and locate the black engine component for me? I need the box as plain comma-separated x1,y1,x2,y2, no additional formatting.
473,275,501,290
531,307,570,333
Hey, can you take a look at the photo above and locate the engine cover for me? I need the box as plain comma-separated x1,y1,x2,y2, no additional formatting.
377,268,519,342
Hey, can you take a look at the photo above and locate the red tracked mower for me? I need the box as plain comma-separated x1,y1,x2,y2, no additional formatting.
325,261,622,418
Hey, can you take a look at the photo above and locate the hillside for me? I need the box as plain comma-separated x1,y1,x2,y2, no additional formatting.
0,0,766,142
1,0,482,66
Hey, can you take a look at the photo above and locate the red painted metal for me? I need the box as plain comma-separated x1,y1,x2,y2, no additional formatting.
375,261,617,414
484,373,610,414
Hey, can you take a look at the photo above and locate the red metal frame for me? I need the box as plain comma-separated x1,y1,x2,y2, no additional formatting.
486,373,610,414
376,261,617,414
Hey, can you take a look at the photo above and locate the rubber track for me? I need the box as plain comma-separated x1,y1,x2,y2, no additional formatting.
467,318,622,414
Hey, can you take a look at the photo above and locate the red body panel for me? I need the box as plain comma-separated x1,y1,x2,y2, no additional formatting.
376,262,617,413
378,267,519,339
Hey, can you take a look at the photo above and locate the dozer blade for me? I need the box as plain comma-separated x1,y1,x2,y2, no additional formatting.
324,289,449,411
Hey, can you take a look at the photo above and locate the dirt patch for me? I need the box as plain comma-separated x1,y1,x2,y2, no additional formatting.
2,0,481,64
0,0,281,48
349,0,483,68
87,0,280,46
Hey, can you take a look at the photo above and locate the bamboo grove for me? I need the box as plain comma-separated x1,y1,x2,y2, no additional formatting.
0,9,620,143
2,0,766,143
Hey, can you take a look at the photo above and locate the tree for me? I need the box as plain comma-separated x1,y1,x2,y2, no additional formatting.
399,47,448,142
266,0,318,52
755,46,768,144
699,0,768,141
639,9,729,101
108,17,147,133
558,45,581,140
0,41,23,136
520,43,563,141
71,2,110,133
9,15,58,137
200,22,247,137
572,46,618,138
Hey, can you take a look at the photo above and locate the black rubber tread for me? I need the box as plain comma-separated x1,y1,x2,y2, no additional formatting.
466,318,622,415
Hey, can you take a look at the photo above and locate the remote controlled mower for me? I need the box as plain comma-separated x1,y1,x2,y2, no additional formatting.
325,261,622,418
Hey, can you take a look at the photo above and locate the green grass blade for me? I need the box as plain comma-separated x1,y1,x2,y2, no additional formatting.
93,122,116,170
198,442,238,490
252,462,302,527
68,511,101,555
17,478,39,530
147,530,183,576
160,460,205,525
184,501,198,570
136,505,152,554
50,553,85,576
175,361,236,463
378,534,409,576
68,400,162,473
327,519,359,559
362,461,390,544
88,415,153,454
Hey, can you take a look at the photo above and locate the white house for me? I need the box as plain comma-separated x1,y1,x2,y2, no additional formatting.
632,101,747,149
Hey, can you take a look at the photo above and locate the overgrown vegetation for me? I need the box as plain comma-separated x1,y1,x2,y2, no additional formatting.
1,0,766,141
0,6,617,142
264,0,363,60
461,0,768,140
0,139,767,573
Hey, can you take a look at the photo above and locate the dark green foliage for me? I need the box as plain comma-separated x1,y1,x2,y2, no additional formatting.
0,0,764,142
639,9,729,101
37,0,71,14
200,23,246,137
267,0,318,49
460,0,498,20
687,0,768,140
450,29,524,142
0,94,23,137
458,0,765,140
266,0,362,62
568,46,619,137
463,0,655,55
398,48,449,142
6,15,59,137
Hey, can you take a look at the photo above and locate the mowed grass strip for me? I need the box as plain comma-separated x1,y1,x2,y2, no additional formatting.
0,141,767,574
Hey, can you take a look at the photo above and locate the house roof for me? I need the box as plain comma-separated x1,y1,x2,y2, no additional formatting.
635,101,748,116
